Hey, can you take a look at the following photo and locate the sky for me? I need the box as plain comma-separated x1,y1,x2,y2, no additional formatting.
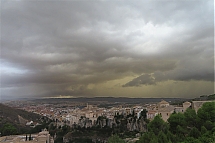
1,0,214,100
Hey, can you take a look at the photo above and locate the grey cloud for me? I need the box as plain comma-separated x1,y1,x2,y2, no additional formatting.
1,0,214,98
123,59,214,87
123,74,156,87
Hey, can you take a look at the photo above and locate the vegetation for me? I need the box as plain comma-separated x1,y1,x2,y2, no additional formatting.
208,94,215,100
1,123,18,135
52,124,114,143
137,102,215,143
193,94,215,101
107,135,126,143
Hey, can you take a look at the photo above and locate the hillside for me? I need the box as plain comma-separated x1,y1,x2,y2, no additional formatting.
0,103,48,135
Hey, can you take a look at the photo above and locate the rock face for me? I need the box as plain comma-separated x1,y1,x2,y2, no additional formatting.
18,115,28,125
106,119,115,128
97,118,107,127
127,117,137,131
78,117,93,128
74,115,147,132
127,117,147,132
96,116,147,132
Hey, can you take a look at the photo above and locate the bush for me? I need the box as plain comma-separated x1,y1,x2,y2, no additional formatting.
107,135,125,143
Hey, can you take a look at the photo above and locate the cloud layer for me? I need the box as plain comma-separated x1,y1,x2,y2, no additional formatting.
1,0,214,99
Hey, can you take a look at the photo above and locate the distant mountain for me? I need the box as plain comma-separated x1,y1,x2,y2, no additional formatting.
33,97,184,104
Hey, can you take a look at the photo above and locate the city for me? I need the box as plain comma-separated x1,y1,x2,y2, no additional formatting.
1,0,214,143
0,94,215,142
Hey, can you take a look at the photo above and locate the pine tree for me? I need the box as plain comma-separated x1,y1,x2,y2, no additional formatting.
158,131,168,143
29,134,31,141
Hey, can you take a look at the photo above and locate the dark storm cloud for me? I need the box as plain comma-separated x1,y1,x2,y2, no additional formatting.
1,0,214,98
123,74,156,87
123,68,214,87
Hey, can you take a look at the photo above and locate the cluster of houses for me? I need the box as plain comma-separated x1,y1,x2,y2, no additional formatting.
55,101,169,126
20,99,213,128
56,104,144,127
147,100,191,121
58,100,213,126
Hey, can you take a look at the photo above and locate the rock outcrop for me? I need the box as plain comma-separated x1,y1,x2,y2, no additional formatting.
96,115,147,132
127,117,147,132
78,117,93,128
73,114,147,132
18,115,28,125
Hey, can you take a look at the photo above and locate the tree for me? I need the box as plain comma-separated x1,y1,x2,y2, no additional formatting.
200,126,207,135
203,120,214,130
189,127,200,138
149,137,158,143
175,125,187,142
184,108,198,128
29,134,31,141
182,137,201,143
107,135,125,143
168,113,186,133
166,131,176,143
158,131,168,143
148,115,168,135
137,131,156,143
208,94,215,100
197,102,215,123
49,123,56,130
140,109,147,120
199,134,214,143
2,123,18,136
62,125,70,134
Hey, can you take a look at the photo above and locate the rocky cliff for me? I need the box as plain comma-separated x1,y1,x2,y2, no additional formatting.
78,117,93,128
74,114,147,132
96,115,147,132
127,117,147,132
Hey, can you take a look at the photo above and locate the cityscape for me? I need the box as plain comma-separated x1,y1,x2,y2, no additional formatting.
1,0,214,143
0,94,215,142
